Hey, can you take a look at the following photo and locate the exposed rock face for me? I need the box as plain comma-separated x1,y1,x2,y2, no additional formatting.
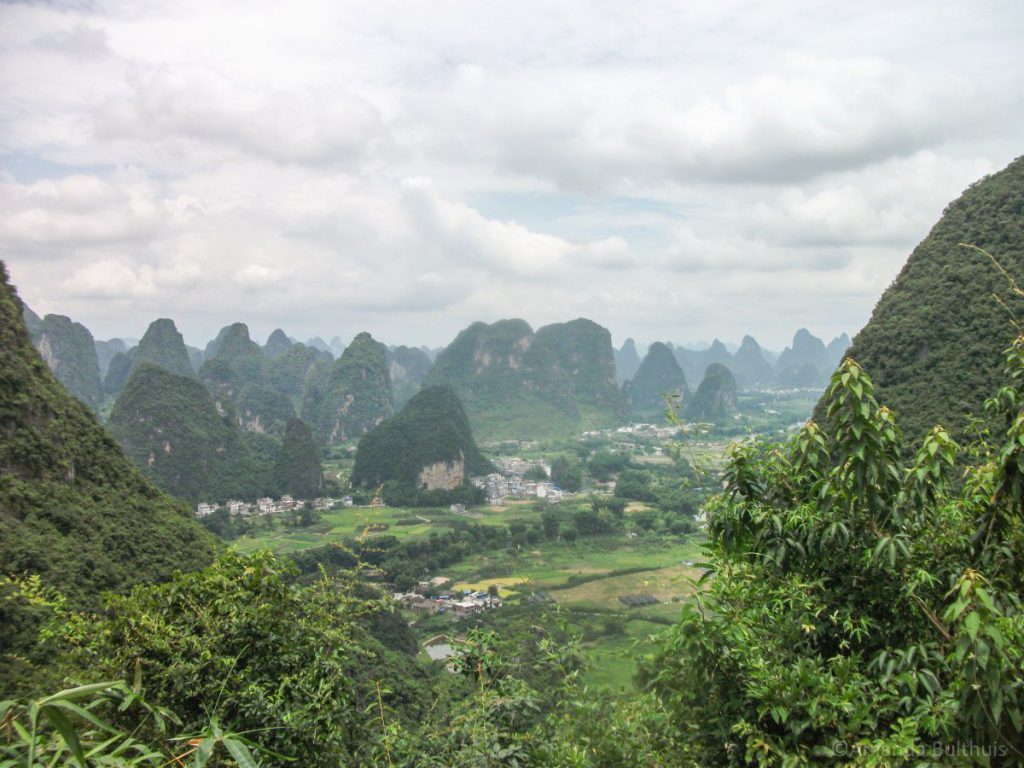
685,363,738,421
32,314,102,409
628,341,688,416
814,155,1024,444
417,455,465,491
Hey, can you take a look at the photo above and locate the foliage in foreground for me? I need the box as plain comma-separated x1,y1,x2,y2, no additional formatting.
644,345,1024,765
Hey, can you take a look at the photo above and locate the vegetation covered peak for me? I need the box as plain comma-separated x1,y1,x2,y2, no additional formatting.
0,262,219,610
351,383,491,503
814,155,1024,442
133,317,194,378
628,341,687,416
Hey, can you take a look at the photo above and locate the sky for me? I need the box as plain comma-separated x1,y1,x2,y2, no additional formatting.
1,1,1022,353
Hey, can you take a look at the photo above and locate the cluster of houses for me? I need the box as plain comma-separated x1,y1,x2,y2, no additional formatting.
470,456,573,505
582,422,683,441
472,474,569,505
194,495,353,518
394,576,502,618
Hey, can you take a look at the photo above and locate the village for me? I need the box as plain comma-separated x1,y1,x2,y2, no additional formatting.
471,456,574,506
194,494,352,518
393,576,502,619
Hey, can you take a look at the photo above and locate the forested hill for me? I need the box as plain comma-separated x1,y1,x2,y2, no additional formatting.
628,341,688,416
815,155,1024,443
350,384,492,501
108,363,269,502
424,317,624,440
0,262,219,605
28,313,102,409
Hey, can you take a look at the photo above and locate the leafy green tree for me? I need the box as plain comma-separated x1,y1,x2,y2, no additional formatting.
65,551,428,767
586,450,629,481
272,418,322,498
614,468,655,501
643,351,1024,764
551,455,582,491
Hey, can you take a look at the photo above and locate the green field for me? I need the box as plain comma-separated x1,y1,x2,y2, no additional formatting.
231,501,547,554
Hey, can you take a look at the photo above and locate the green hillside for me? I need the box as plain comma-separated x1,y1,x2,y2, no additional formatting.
236,382,296,437
131,317,195,378
814,155,1024,443
109,363,268,502
0,261,219,609
387,344,434,407
316,331,393,445
350,384,491,503
30,314,102,409
628,341,687,417
732,335,774,387
425,317,624,440
614,338,641,385
531,318,627,428
272,418,322,497
684,362,738,421
263,327,294,358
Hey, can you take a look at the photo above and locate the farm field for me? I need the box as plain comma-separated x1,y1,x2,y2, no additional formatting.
231,501,546,554
447,536,704,594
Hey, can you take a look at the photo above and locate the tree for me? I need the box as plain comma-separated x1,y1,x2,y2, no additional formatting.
272,418,323,498
614,469,655,501
587,450,629,481
642,351,1024,763
64,551,428,767
551,455,582,491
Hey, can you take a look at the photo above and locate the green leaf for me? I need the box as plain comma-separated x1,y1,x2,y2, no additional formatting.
39,681,121,706
40,705,87,768
223,737,260,768
964,611,980,642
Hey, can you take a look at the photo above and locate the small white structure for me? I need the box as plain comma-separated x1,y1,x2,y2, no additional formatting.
225,500,247,515
196,502,218,517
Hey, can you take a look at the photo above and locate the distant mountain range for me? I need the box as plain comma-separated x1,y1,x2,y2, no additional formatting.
21,290,853,498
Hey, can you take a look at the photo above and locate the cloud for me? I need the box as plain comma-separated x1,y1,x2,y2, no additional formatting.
33,23,111,60
62,259,155,300
1,0,1022,349
400,177,631,276
93,67,388,167
0,170,179,253
234,263,293,291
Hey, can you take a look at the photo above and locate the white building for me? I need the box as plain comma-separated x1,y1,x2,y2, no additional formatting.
196,502,218,517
